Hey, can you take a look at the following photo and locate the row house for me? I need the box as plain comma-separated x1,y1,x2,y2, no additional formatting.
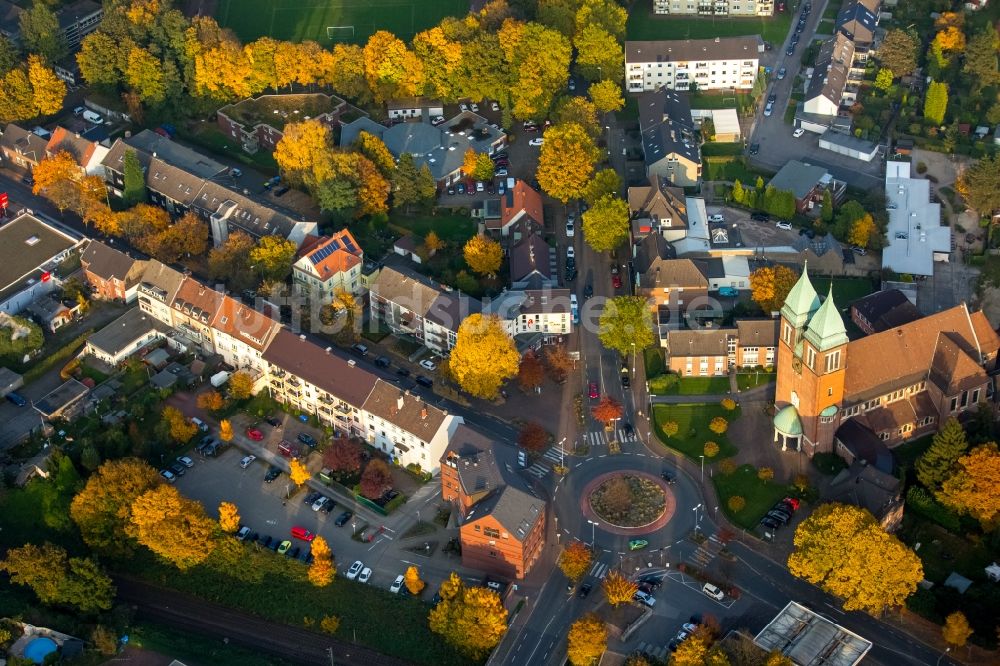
625,36,763,93
665,318,779,375
212,295,280,378
653,0,773,15
79,240,145,303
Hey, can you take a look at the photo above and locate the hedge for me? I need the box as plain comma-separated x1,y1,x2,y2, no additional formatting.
905,486,961,532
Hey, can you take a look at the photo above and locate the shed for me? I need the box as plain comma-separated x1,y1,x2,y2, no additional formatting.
143,347,170,369
819,131,879,162
709,109,741,142
944,572,973,594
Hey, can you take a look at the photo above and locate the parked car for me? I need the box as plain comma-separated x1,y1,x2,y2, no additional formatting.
786,45,795,56
291,526,316,541
335,510,353,526
776,67,787,79
239,455,256,469
781,497,801,511
160,469,176,483
578,583,593,598
775,220,792,230
245,427,264,441
396,367,411,378
277,540,292,555
793,128,805,138
565,266,577,281
346,560,364,580
470,103,479,113
748,143,760,155
358,567,373,584
264,466,281,483
236,526,252,541
456,183,466,194
566,218,575,237
312,496,329,512
168,462,186,477
6,392,26,407
390,575,405,593
176,456,194,468
416,375,433,388
352,343,369,356
419,359,438,371
528,138,544,146
767,93,777,104
566,245,575,260
495,167,508,177
764,102,774,117
636,574,663,589
588,382,599,399
304,491,321,505
297,432,317,447
633,590,656,607
491,101,500,111
707,213,725,222
583,283,593,298
264,415,282,427
259,535,273,549
760,516,782,530
702,583,725,600
852,246,867,256
750,212,769,222
459,103,469,112
718,286,738,297
322,498,337,513
375,355,391,368
612,271,622,289
431,115,445,125
277,440,300,458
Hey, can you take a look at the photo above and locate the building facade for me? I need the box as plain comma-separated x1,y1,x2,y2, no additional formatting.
80,241,144,302
653,0,773,15
665,319,778,375
773,266,1000,456
626,37,763,93
292,230,365,302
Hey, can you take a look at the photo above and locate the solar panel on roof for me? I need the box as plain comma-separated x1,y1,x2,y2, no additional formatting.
309,244,338,265
343,240,358,254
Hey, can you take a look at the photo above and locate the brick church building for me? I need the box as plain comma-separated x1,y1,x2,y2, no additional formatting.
772,266,999,460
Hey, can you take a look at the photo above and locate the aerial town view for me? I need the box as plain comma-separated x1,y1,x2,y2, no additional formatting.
1,0,1000,665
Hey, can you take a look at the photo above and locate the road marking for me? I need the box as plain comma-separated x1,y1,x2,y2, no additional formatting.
824,602,845,615
598,454,607,459
585,457,593,462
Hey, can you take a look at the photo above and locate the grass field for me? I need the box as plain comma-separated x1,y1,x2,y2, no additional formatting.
652,403,740,461
712,463,789,529
217,0,469,45
627,0,794,44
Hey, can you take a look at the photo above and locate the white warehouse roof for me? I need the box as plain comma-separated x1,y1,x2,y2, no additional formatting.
882,161,951,277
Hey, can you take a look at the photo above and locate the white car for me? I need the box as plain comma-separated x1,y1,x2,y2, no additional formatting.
346,560,364,580
633,590,656,607
491,101,500,111
495,167,508,177
176,456,194,468
707,213,725,223
566,219,575,237
702,582,725,601
239,455,256,469
764,102,774,117
775,221,792,231
793,128,805,138
528,138,544,146
431,115,445,125
358,567,372,584
470,103,479,113
419,359,437,371
390,574,405,593
311,496,328,512
566,245,575,259
476,181,485,192
160,469,176,483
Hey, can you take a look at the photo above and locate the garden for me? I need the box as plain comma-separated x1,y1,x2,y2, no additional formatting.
649,373,731,396
588,474,667,527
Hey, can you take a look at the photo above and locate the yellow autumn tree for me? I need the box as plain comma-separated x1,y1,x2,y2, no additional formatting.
932,26,966,53
228,371,254,400
429,573,508,658
463,235,503,277
537,122,600,203
848,213,876,249
273,119,335,189
70,458,162,556
558,541,593,583
602,570,638,607
129,485,218,570
424,231,445,256
937,442,1000,529
787,503,923,613
218,501,240,533
749,265,799,313
162,406,197,444
589,79,625,113
942,611,972,648
404,565,426,595
27,55,67,116
354,130,396,177
567,613,607,666
308,536,335,587
362,30,424,102
449,314,521,399
219,419,233,442
32,151,79,196
462,147,479,177
288,458,310,486
709,417,729,435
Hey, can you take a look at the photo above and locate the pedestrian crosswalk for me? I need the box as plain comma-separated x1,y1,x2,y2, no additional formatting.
688,533,723,567
583,428,638,448
587,561,611,580
525,447,564,479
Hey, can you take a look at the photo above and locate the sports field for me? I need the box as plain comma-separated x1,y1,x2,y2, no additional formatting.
217,0,470,45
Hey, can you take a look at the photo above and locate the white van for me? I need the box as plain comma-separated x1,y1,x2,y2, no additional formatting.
82,110,104,125
702,582,725,601
570,294,579,325
190,417,209,433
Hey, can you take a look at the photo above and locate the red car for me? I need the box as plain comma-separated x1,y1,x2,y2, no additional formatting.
781,497,801,511
291,526,316,541
245,427,264,441
588,382,599,399
611,266,622,289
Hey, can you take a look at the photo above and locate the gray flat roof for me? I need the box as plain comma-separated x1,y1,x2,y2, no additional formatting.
883,162,950,277
34,379,90,417
755,601,872,666
87,307,169,356
0,213,79,292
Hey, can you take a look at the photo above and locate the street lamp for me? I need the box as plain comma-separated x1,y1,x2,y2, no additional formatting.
699,455,705,482
587,519,599,546
557,436,567,468
936,647,951,666
693,504,702,536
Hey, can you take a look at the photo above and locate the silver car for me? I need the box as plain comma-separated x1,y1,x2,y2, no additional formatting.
311,496,328,512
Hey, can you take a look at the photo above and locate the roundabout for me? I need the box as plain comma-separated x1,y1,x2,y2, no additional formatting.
581,471,675,533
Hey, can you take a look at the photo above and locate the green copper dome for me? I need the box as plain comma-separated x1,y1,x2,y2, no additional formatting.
773,405,803,436
804,285,849,352
779,263,821,327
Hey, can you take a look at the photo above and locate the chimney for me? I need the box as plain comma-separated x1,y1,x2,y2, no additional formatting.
421,406,428,420
397,395,405,411
325,346,332,354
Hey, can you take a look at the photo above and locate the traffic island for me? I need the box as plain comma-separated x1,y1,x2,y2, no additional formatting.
579,471,676,535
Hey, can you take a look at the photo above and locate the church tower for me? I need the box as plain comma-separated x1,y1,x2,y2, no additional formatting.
774,267,848,455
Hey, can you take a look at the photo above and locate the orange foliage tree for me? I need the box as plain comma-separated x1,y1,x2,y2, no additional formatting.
592,396,624,426
558,541,593,583
602,570,638,606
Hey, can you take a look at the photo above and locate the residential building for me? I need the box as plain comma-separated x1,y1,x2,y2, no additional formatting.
84,307,170,366
56,0,103,48
850,289,922,335
635,257,710,318
488,180,544,236
341,111,506,185
768,160,846,214
291,230,365,302
34,379,90,422
169,277,223,354
836,0,879,62
362,381,460,473
79,240,145,302
134,260,185,328
637,88,701,186
509,234,556,289
803,33,855,117
735,318,779,368
0,124,49,172
387,97,444,120
665,318,777,374
653,0,773,15
501,289,572,339
827,461,905,532
772,266,1000,457
45,127,110,176
625,37,763,93
27,295,80,333
628,174,689,243
100,130,317,247
216,94,347,154
882,162,951,277
440,425,505,512
0,212,82,315
211,295,280,377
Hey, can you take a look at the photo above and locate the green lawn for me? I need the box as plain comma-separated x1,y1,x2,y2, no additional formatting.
712,463,789,529
180,125,279,174
783,101,797,125
816,18,835,34
702,143,746,157
627,0,794,43
703,157,764,183
689,92,749,110
809,276,876,308
823,2,841,19
656,376,732,396
735,371,775,391
390,211,477,244
644,347,666,377
217,0,468,44
652,403,740,461
132,623,288,666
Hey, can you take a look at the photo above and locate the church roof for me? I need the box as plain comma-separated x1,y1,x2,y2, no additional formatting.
773,405,803,436
780,263,821,324
804,285,849,352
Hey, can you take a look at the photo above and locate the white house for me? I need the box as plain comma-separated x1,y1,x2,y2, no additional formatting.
292,229,365,302
361,381,460,473
211,295,280,378
626,36,763,93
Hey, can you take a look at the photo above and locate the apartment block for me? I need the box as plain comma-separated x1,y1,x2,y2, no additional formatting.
653,0,773,15
626,37,763,93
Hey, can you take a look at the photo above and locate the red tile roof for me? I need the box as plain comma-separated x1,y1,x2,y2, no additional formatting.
297,229,363,282
500,180,543,228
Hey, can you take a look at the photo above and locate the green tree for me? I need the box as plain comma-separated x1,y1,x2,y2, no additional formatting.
1,542,115,613
354,131,396,178
598,296,655,356
317,178,357,214
589,79,624,113
877,29,918,77
582,168,621,206
731,179,745,205
916,417,968,491
574,24,623,83
471,152,495,181
392,152,421,212
122,149,147,206
958,154,1000,216
581,194,629,252
874,68,893,92
80,443,101,472
923,80,948,125
821,189,834,223
963,27,1000,91
0,35,19,75
19,0,65,63
501,21,572,119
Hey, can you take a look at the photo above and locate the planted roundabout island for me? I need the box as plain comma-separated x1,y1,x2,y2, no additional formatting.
583,471,675,533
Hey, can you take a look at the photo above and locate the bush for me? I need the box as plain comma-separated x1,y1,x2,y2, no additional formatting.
916,161,927,174
708,416,729,435
704,441,720,457
320,615,341,634
719,458,737,475
727,495,746,512
792,473,810,493
757,467,774,481
648,373,678,394
720,398,737,411
384,493,408,514
905,486,962,532
644,347,666,376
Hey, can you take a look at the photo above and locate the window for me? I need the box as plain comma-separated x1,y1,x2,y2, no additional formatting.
950,396,958,412
805,346,816,369
825,350,841,372
820,415,834,424
828,387,833,396
783,323,792,345
484,527,500,539
972,389,980,404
